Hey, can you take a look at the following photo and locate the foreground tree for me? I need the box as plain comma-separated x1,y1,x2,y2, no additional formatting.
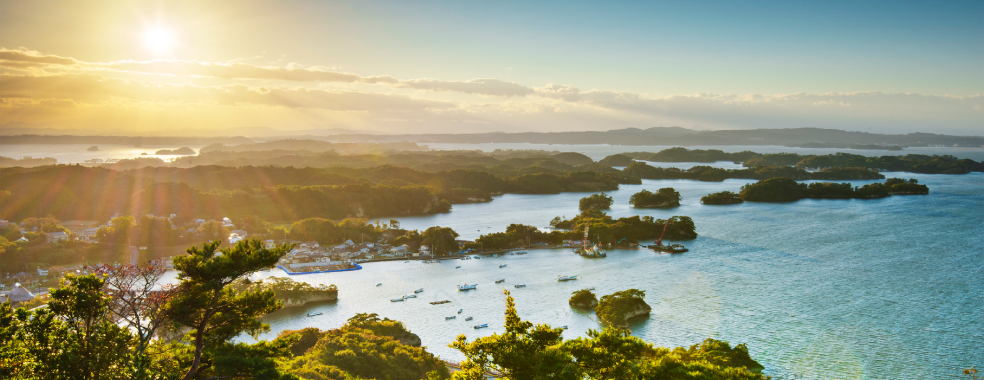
164,239,292,380
451,290,580,380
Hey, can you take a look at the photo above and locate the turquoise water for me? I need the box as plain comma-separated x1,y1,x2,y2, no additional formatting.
236,171,983,379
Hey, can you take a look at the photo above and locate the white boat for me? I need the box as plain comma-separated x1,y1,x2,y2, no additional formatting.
404,294,417,298
458,284,478,291
391,297,405,302
514,284,526,288
415,288,424,293
306,312,322,317
465,316,473,321
445,316,456,320
473,324,488,329
499,264,507,268
557,275,578,281
495,279,505,284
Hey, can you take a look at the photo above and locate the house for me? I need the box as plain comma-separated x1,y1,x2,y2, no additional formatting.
0,284,36,307
419,245,431,254
230,230,248,238
391,245,409,255
264,240,276,249
228,232,245,244
81,228,99,240
45,231,68,243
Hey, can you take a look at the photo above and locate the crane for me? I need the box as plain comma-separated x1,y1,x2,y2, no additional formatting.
654,216,677,247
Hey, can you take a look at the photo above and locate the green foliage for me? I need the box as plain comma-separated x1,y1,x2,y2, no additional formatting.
569,289,598,309
279,313,449,380
164,239,292,380
596,289,650,327
451,290,579,380
627,147,762,163
629,188,681,208
700,191,743,204
421,226,460,255
231,276,338,304
288,217,386,246
739,177,930,202
579,193,614,211
451,290,768,380
623,161,885,182
552,212,697,243
598,154,635,166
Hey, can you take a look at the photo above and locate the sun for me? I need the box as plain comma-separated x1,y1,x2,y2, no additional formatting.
144,29,172,52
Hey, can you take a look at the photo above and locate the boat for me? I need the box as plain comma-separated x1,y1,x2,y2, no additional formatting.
514,284,526,288
499,264,507,268
376,283,382,287
515,251,528,255
506,252,515,255
560,325,568,330
458,284,478,291
391,297,405,302
557,275,578,282
457,309,463,314
473,324,488,329
306,312,323,317
415,288,424,293
430,300,451,305
405,260,410,263
465,316,473,321
404,294,417,298
456,266,461,269
495,279,505,284
648,243,688,254
445,316,456,320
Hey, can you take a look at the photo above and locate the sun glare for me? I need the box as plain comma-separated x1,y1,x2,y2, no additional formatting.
144,29,172,51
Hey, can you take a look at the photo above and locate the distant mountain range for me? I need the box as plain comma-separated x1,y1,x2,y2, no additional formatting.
322,127,984,147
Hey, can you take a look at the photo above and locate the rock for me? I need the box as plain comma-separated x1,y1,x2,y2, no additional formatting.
278,292,338,308
400,331,421,347
572,299,599,309
87,145,99,151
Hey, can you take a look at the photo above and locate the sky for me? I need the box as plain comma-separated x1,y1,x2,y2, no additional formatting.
0,0,981,136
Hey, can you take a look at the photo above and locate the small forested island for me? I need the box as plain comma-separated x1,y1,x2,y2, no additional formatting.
579,192,613,211
598,153,635,166
595,289,652,327
569,288,599,309
154,147,196,155
550,210,698,244
739,177,930,202
86,145,99,151
629,187,681,207
625,147,984,174
622,161,885,182
230,276,338,308
0,156,58,168
701,191,744,205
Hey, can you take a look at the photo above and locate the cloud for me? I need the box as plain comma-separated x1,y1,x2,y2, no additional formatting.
0,74,454,112
396,78,533,97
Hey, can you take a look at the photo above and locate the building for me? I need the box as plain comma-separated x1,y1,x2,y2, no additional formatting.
0,284,36,307
45,231,68,243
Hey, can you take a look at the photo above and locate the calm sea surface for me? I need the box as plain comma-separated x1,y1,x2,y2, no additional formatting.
8,143,983,379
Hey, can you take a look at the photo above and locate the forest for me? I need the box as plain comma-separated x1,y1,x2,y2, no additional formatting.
622,161,885,181
738,177,930,202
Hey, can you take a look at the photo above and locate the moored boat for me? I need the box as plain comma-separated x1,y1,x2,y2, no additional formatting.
458,309,463,314
306,312,322,317
473,324,488,329
557,275,578,281
514,284,526,288
376,283,382,287
445,316,456,320
458,284,478,291
415,288,424,293
499,264,507,268
391,297,405,302
465,316,473,321
495,279,505,284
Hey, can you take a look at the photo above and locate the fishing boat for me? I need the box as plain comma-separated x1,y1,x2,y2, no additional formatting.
430,300,451,305
404,294,417,298
376,283,382,287
557,275,578,282
515,251,528,255
415,288,424,293
391,297,405,302
465,316,473,321
473,324,489,329
457,309,463,314
458,284,478,291
499,264,507,268
306,312,323,317
495,279,505,284
514,284,526,288
445,316,456,320
456,266,461,269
